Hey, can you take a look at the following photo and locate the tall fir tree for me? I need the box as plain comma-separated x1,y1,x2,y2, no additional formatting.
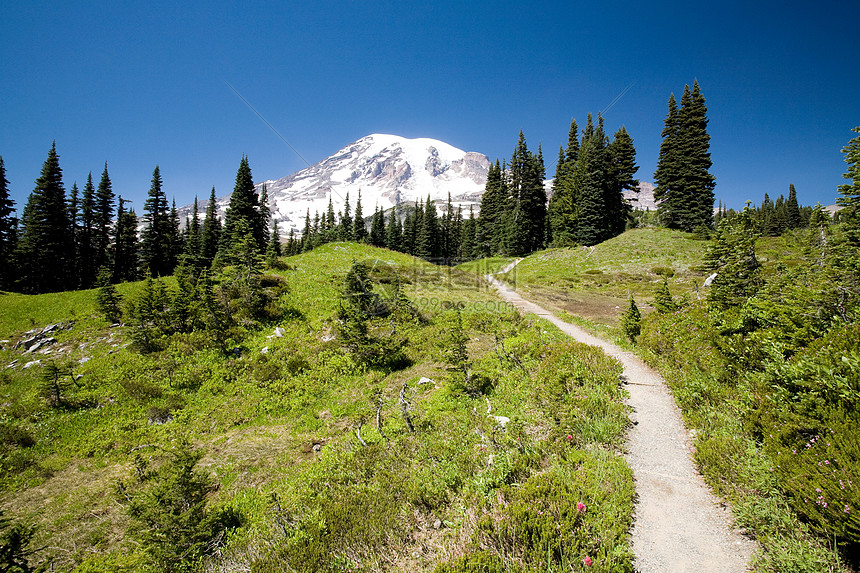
353,190,367,242
140,166,170,275
219,156,263,258
15,142,72,293
786,183,802,229
837,126,860,217
339,192,353,241
267,219,282,259
113,197,139,283
570,116,608,246
200,187,221,267
94,163,115,273
67,181,80,287
79,173,97,288
386,206,403,252
502,131,547,256
369,205,386,247
477,159,506,255
0,157,17,290
169,199,183,271
654,81,715,232
258,183,270,241
605,126,639,236
417,195,440,259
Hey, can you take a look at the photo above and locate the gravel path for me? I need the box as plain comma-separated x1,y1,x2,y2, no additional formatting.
487,262,756,572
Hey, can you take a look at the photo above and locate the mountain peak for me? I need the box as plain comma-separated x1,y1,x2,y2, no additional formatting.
255,134,490,233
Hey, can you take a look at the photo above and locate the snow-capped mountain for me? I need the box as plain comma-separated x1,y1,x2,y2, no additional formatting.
624,181,657,211
189,134,490,236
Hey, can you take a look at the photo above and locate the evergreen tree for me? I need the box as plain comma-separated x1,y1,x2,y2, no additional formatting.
705,203,762,309
168,199,183,272
477,159,506,255
258,183,270,241
386,206,403,252
67,181,80,287
605,126,639,235
369,205,386,247
786,183,802,229
113,197,139,283
326,197,337,235
267,219,282,260
353,190,367,242
79,173,96,288
339,192,353,241
620,295,641,342
654,94,683,229
417,195,440,259
96,266,123,323
653,278,678,314
15,142,72,293
460,206,478,260
183,196,202,271
0,157,17,290
301,209,312,252
837,126,860,217
220,156,263,257
200,187,221,268
654,82,715,232
504,131,546,255
94,163,115,273
571,116,608,246
140,166,172,276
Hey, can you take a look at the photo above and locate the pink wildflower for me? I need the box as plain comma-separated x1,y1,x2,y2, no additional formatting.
566,434,573,441
846,506,851,514
583,556,592,566
577,502,586,514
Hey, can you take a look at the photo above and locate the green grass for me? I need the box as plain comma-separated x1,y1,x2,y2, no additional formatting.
0,243,634,573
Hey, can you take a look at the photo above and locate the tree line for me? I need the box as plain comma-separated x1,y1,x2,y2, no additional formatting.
0,147,281,294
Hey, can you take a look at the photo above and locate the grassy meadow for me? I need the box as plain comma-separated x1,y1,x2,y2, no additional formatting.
0,242,634,572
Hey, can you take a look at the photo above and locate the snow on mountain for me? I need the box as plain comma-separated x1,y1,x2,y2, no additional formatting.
624,181,658,211
185,134,490,236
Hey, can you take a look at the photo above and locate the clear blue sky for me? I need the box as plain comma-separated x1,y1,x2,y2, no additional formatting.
2,0,858,214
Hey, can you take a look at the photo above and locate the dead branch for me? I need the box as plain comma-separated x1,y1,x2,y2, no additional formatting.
356,422,368,447
400,383,415,433
376,404,387,440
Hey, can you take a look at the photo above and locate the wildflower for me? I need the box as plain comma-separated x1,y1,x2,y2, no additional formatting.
846,506,851,514
577,502,586,514
583,556,592,566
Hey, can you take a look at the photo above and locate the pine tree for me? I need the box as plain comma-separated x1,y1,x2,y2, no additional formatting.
266,219,282,260
386,206,403,252
837,127,860,217
67,181,80,287
200,187,221,268
140,166,171,276
369,205,386,247
571,116,608,246
96,266,123,323
0,157,17,290
504,131,547,255
705,204,762,309
94,163,115,273
605,126,639,236
654,94,683,229
220,156,263,258
655,81,715,232
786,184,802,229
653,278,678,314
168,199,183,272
460,206,477,260
258,183,271,241
79,172,97,288
620,295,641,342
353,190,367,242
183,196,202,271
339,192,353,241
113,197,139,283
15,142,72,293
417,195,440,259
301,209,312,252
326,197,337,235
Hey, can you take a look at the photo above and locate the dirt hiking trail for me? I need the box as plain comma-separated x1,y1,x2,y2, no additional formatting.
487,261,756,572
